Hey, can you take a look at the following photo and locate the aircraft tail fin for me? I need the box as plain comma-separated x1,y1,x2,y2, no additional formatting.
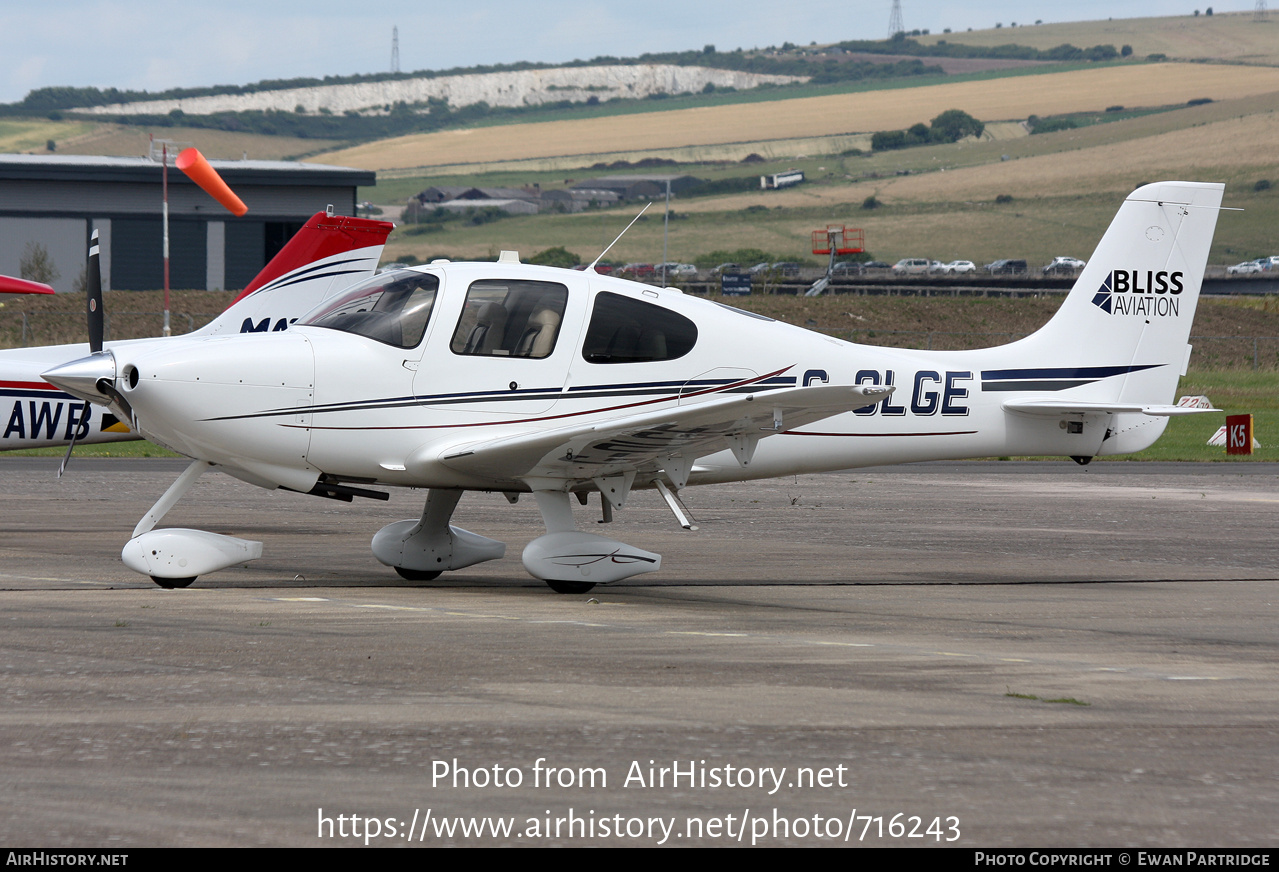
196,211,394,337
993,182,1224,455
1008,182,1223,408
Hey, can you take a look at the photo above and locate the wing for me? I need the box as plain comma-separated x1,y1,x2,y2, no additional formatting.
416,383,894,490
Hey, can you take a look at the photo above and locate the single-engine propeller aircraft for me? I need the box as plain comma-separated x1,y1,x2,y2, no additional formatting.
44,182,1225,593
1,210,393,453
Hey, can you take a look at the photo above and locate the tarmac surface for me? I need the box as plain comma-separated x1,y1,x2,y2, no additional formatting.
1,458,1276,847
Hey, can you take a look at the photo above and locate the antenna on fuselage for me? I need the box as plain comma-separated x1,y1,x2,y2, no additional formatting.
587,202,651,273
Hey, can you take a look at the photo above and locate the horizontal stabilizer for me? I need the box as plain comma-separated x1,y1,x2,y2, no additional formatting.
1003,399,1220,417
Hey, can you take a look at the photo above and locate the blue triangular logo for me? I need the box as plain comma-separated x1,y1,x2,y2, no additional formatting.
1091,272,1113,313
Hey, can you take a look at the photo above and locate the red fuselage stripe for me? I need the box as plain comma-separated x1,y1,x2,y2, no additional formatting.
0,380,58,391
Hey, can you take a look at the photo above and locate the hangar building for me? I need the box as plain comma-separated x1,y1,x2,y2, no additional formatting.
0,154,375,292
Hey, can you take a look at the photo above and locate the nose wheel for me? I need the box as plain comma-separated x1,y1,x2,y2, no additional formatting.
393,567,443,581
151,576,196,589
545,579,596,595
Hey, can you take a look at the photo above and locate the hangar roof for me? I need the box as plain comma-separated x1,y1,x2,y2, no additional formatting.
0,154,374,188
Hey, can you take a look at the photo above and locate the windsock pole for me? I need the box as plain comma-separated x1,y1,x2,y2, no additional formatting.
162,143,171,336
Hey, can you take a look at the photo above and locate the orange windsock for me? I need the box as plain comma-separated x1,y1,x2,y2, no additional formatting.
176,148,248,216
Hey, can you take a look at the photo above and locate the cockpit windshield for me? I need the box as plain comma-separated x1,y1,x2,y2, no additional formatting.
298,269,439,348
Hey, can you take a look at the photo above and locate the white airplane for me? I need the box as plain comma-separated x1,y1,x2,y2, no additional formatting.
0,210,393,452
43,181,1225,593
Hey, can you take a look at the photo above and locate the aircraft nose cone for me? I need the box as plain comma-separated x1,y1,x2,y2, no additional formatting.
42,351,118,406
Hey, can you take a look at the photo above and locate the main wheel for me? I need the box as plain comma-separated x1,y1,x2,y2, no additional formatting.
394,566,443,581
545,579,596,595
152,576,195,589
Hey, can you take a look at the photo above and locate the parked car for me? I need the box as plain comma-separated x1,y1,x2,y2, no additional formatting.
771,262,803,277
1227,261,1264,275
1255,256,1279,270
985,258,1028,275
1043,256,1086,275
892,258,932,275
711,263,741,275
658,262,698,276
619,263,655,278
861,261,891,272
940,260,976,274
574,261,617,274
831,262,865,276
747,262,773,275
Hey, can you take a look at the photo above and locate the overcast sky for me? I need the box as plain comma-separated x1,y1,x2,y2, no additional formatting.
0,1,1242,106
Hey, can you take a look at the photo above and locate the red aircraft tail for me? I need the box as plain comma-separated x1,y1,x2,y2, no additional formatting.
199,211,395,337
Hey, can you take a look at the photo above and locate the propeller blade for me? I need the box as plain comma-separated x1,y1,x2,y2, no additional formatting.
87,229,103,353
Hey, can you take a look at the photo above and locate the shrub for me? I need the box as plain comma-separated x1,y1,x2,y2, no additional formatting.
929,108,983,142
528,246,581,268
1030,117,1078,134
995,194,1014,204
871,130,907,151
861,195,881,210
20,242,59,284
1255,180,1272,193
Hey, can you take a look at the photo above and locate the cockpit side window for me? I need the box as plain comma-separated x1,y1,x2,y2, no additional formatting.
582,292,697,364
299,269,438,349
450,279,568,360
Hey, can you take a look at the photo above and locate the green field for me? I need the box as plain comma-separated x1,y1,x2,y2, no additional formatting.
0,118,99,153
1137,371,1278,462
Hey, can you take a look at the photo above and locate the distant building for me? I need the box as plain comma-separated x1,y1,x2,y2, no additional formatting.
569,175,701,200
416,186,540,205
416,185,477,204
539,188,620,212
761,170,804,190
434,198,540,216
0,155,373,292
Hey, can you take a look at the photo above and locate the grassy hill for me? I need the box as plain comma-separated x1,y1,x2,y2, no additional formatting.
1,117,345,161
318,63,1279,173
351,61,1279,271
917,11,1279,66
